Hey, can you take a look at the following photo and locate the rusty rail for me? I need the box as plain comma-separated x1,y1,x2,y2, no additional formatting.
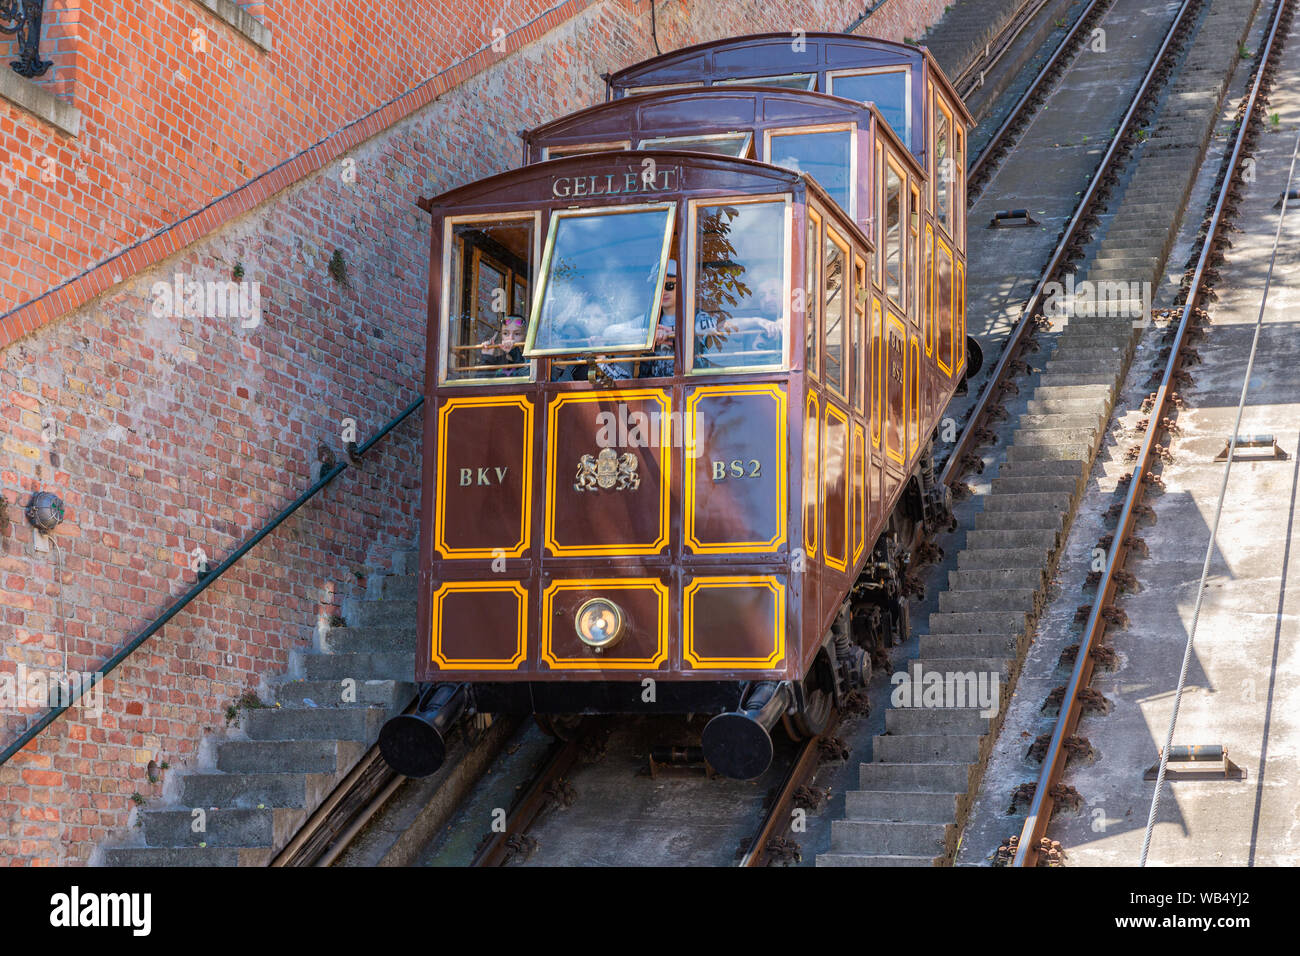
738,716,838,867
955,0,1059,100
470,729,586,867
1012,0,1294,867
967,0,1108,184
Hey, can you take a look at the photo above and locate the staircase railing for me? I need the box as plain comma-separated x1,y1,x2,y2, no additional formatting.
0,395,425,767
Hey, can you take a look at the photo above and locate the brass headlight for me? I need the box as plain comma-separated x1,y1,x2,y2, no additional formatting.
575,598,625,650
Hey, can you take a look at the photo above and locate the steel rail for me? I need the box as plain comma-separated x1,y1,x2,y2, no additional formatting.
940,0,1200,488
470,730,586,867
955,0,1056,99
738,715,838,867
967,0,1108,184
1012,0,1294,867
0,395,426,768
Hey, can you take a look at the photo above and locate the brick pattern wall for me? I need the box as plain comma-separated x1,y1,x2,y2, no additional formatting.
0,0,948,865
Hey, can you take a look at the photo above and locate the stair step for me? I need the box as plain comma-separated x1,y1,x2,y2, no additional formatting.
937,587,1037,613
830,819,954,855
919,631,1019,657
988,474,1081,496
1005,439,1094,462
996,458,1088,479
294,650,412,681
873,733,983,763
956,546,1053,571
381,573,419,601
981,491,1075,512
353,599,417,628
242,704,387,741
102,846,270,866
973,509,1066,533
323,624,416,654
275,678,414,709
885,707,993,736
816,851,940,866
964,528,1058,551
859,761,973,792
141,807,302,848
947,567,1045,591
217,738,365,774
180,771,330,809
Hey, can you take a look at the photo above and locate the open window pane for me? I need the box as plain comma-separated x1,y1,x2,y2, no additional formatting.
714,73,816,91
935,103,951,235
543,142,628,160
885,163,902,305
526,206,675,355
853,257,867,412
691,200,787,371
824,231,847,395
639,132,753,157
830,70,910,145
805,213,820,377
445,218,534,382
768,129,853,215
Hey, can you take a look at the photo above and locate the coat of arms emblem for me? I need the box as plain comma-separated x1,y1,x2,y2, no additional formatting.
575,447,640,491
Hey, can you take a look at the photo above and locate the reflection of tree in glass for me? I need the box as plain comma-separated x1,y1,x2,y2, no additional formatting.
696,206,754,351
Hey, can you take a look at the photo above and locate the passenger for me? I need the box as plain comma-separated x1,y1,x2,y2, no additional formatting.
476,315,526,376
599,260,716,380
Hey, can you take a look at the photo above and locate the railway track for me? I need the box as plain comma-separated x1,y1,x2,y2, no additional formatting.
1007,0,1296,867
819,0,1270,864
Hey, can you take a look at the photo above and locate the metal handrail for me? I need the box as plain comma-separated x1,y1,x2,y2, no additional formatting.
0,395,425,767
1,0,53,78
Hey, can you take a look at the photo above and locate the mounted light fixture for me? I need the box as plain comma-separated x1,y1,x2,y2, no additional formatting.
25,491,64,533
574,598,625,651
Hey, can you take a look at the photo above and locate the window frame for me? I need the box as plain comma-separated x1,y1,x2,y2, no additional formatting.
935,233,955,376
439,210,542,386
933,94,955,240
883,156,905,310
805,207,823,380
822,225,852,399
714,72,817,90
638,131,755,158
909,179,920,323
684,193,793,375
763,123,858,219
852,254,868,414
540,140,632,160
827,66,912,147
522,201,678,358
625,82,703,95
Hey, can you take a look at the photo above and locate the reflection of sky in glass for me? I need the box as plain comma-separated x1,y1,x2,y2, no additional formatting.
769,131,852,214
533,209,672,352
640,134,750,157
696,202,785,368
831,72,909,146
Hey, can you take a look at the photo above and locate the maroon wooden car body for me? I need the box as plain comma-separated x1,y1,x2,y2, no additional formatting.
411,35,970,715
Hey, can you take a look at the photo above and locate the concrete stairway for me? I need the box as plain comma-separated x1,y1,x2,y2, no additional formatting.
819,0,1258,866
818,317,1137,866
101,552,420,866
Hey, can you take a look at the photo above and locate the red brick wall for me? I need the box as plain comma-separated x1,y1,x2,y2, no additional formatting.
0,0,947,865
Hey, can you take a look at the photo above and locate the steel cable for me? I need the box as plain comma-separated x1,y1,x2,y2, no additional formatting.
1140,123,1300,866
